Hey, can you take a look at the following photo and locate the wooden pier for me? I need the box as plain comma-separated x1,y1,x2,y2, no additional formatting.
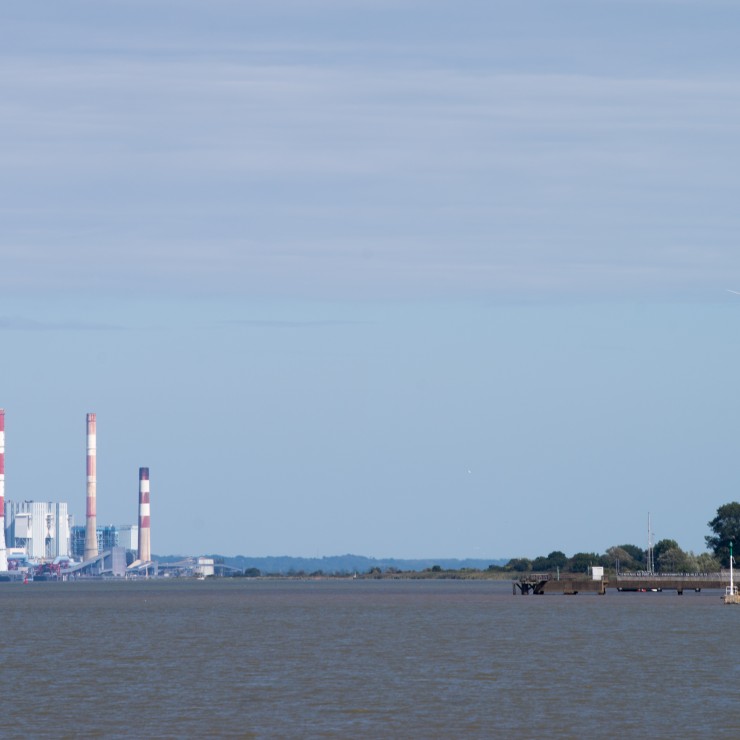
514,572,733,596
513,573,606,595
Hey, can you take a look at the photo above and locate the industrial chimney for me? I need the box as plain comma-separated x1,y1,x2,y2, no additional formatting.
138,467,151,562
83,413,98,561
0,410,7,571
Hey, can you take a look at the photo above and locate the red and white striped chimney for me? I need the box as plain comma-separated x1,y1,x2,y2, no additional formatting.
83,413,98,561
0,409,7,571
138,467,151,562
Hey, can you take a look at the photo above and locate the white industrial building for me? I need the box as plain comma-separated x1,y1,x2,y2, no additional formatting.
4,501,72,560
117,524,139,552
195,557,215,578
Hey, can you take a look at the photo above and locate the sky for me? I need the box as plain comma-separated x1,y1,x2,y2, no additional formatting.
2,1,740,558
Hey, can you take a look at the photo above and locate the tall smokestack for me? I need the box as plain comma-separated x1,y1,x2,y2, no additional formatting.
138,467,151,562
83,413,98,561
0,409,7,571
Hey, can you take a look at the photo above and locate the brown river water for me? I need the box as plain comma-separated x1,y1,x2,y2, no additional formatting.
0,578,737,738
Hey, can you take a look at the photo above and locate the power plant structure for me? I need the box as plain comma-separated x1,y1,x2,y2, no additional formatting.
0,409,7,572
5,500,72,559
138,467,151,562
0,409,219,580
83,412,98,561
0,408,166,579
70,524,133,560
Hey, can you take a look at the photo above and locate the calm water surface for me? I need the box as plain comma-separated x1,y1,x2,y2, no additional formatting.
0,579,737,738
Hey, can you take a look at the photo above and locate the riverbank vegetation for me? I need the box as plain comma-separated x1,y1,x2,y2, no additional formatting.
412,501,739,578
219,502,739,578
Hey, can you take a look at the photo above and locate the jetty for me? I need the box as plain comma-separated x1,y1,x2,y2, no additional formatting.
513,571,735,596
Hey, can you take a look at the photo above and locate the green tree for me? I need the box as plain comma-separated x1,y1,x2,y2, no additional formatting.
607,546,640,571
545,551,568,569
657,546,697,573
568,552,601,573
706,502,740,566
653,539,680,572
683,551,700,572
616,544,645,565
505,558,532,572
529,551,568,572
696,552,721,572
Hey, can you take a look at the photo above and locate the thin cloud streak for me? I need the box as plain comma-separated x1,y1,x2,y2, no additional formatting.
3,1,740,559
2,3,740,301
0,316,124,332
220,319,365,329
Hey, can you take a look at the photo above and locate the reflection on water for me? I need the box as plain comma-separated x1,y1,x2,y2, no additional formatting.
0,579,737,738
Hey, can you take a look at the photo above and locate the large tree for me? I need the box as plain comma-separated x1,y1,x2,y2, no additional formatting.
545,550,569,569
505,557,532,572
656,546,697,574
653,539,680,571
531,551,568,571
696,552,721,572
607,545,642,571
616,544,645,565
705,502,740,566
568,552,603,573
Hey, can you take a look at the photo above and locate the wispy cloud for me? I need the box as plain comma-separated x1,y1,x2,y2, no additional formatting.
2,2,740,300
0,316,124,331
219,318,365,329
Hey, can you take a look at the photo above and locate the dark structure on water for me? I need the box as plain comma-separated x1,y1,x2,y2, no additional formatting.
513,572,732,596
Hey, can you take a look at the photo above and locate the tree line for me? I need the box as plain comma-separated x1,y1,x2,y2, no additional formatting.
489,501,740,575
220,502,740,578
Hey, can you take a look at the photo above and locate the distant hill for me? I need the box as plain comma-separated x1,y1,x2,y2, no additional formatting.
155,553,508,574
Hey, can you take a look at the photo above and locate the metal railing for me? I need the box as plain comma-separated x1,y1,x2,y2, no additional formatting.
617,571,726,580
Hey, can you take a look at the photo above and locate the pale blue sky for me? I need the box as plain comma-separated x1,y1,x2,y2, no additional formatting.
2,1,740,557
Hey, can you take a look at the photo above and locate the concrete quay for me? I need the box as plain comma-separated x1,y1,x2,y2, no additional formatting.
514,572,732,596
